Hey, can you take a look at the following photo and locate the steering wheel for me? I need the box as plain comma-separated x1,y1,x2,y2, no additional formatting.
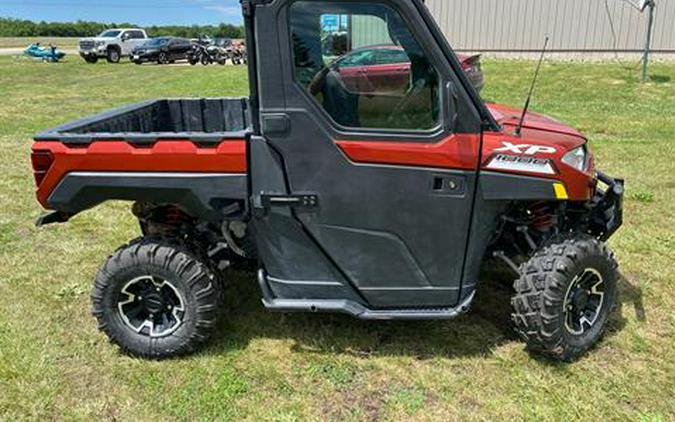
308,65,333,96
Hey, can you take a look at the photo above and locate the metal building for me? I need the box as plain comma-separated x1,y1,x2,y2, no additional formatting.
423,0,674,54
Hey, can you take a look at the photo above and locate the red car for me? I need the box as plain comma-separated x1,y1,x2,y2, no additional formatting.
333,45,484,93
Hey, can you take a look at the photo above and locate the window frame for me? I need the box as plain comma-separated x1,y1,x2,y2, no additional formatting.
287,0,447,136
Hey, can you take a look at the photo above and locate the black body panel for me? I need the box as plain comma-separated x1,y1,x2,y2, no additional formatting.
248,135,366,303
35,98,250,145
46,172,248,221
480,171,562,201
248,0,484,309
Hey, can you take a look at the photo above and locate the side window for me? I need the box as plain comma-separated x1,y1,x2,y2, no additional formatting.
375,48,410,65
339,50,375,68
131,31,145,39
290,1,440,130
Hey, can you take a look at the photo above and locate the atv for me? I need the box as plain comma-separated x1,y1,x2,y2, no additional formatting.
31,0,623,362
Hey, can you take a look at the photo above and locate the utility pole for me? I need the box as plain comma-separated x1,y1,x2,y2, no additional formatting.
641,0,656,82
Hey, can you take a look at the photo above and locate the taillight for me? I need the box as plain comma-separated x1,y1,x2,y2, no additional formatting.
30,150,54,186
463,55,481,74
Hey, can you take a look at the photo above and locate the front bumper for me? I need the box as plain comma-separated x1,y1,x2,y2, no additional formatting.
589,171,624,241
80,50,105,58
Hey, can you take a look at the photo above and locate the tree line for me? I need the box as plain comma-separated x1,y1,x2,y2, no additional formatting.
0,18,244,39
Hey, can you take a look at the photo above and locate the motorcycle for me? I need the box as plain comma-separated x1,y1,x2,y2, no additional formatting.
206,38,232,65
187,43,210,66
228,43,247,65
24,43,66,63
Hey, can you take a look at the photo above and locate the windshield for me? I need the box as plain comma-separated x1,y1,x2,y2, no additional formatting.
98,30,121,38
143,38,170,47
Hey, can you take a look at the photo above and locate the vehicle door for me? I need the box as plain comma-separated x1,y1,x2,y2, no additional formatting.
131,31,147,52
250,0,484,308
179,39,193,58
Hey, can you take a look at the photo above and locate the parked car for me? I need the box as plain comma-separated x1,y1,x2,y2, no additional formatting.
332,45,484,93
131,37,193,65
79,28,148,63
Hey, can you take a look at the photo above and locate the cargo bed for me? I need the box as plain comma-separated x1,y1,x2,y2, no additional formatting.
35,97,251,144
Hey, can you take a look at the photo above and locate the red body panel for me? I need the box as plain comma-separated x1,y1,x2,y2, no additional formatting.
483,103,595,200
337,105,595,201
481,131,595,201
32,139,247,208
336,134,481,172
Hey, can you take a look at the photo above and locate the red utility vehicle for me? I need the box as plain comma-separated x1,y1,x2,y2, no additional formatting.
31,0,623,362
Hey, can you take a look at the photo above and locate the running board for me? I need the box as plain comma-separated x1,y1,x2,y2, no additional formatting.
258,270,474,320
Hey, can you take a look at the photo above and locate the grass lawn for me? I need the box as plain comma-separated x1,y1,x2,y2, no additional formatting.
0,37,79,49
0,56,674,421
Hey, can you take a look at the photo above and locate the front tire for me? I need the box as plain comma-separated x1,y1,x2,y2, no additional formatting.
91,237,223,359
106,47,120,63
157,52,169,65
511,235,618,362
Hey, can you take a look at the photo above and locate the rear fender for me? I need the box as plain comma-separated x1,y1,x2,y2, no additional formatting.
37,172,249,226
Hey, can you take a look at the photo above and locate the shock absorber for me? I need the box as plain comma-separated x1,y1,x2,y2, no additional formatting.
529,201,556,232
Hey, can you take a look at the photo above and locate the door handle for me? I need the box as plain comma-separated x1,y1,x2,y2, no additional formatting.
263,194,318,208
262,113,290,135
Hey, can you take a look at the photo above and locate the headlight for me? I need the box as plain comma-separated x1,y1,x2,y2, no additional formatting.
562,146,588,171
96,41,106,47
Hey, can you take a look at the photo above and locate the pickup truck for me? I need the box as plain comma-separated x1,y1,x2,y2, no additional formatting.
79,28,149,63
32,0,623,362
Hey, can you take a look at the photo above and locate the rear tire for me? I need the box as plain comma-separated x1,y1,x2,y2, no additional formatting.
106,47,120,63
511,235,618,362
91,236,224,359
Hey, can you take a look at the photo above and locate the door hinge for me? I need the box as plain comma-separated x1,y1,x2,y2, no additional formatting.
241,0,252,16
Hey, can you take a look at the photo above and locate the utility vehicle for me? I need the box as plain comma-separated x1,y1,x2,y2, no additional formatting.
31,0,623,362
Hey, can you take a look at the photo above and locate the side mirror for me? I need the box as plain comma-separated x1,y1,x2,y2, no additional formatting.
444,81,458,131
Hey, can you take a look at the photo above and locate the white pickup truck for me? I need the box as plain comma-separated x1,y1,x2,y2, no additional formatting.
79,28,149,63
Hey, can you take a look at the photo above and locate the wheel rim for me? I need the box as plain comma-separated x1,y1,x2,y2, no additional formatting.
117,276,186,337
563,268,605,335
110,51,119,61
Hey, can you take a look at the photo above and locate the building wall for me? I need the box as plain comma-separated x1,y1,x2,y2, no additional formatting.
423,0,674,53
351,14,393,48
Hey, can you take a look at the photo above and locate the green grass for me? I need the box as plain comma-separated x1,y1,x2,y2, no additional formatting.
0,37,79,49
1,57,674,421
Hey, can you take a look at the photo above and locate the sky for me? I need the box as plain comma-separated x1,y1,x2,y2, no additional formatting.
0,0,244,26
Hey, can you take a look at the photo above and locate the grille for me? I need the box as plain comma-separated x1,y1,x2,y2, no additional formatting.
79,40,95,50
